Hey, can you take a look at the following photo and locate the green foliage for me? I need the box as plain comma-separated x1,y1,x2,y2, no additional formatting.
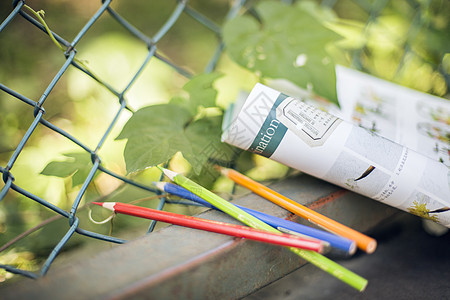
116,73,233,176
170,73,223,115
116,103,192,173
223,0,341,104
40,152,97,187
2,0,449,283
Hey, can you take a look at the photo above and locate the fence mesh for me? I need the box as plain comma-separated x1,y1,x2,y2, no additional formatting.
0,0,448,281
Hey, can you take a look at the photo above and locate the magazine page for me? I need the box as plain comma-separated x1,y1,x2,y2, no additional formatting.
222,83,450,227
336,66,450,167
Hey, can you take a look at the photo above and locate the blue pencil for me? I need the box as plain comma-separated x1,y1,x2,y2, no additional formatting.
154,182,356,255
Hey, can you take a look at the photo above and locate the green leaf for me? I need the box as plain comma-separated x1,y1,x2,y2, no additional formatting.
170,72,223,116
223,1,341,104
296,0,337,22
419,27,450,64
183,116,233,174
188,164,221,190
117,73,232,176
116,104,233,175
40,152,96,187
116,104,192,174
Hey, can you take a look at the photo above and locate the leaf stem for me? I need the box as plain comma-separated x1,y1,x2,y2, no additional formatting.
22,4,114,93
23,5,65,52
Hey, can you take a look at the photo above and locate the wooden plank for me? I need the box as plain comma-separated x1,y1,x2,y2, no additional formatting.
0,174,397,299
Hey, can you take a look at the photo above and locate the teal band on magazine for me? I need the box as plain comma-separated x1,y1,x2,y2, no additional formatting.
248,93,288,158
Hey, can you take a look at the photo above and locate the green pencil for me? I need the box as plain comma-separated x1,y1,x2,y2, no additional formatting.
158,167,368,292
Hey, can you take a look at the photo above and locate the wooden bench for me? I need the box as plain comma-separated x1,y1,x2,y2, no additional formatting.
0,174,397,299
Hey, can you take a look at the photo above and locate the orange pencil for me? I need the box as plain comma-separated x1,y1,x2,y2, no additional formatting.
219,167,377,254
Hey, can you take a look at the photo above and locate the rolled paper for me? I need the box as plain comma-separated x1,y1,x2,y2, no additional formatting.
221,83,450,228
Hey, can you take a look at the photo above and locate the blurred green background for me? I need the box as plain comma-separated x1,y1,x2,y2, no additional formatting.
0,0,448,283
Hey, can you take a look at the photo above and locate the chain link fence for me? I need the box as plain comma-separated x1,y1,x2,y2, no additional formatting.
0,0,448,281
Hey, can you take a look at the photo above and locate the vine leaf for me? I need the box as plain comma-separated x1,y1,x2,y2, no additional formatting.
116,104,192,174
117,106,229,175
117,73,231,175
170,72,223,115
40,152,97,187
183,115,232,175
223,0,341,104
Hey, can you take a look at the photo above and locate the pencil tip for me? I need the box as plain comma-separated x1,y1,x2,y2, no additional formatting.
99,202,116,211
159,168,178,181
153,181,166,191
218,166,229,176
92,202,103,206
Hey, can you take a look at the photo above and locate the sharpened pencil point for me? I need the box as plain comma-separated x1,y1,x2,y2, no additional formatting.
153,181,167,191
159,167,178,181
216,166,229,176
94,202,116,211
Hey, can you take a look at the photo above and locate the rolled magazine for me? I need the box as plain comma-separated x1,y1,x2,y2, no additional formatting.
222,82,450,228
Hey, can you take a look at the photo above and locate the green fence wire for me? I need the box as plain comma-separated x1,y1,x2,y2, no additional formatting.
0,0,448,280
0,0,246,279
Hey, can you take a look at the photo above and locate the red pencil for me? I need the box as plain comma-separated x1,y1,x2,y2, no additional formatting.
93,202,324,253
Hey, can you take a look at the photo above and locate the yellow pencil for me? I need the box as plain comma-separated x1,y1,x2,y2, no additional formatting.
219,167,377,254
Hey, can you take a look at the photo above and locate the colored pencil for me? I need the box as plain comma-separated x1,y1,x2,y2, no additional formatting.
93,202,324,252
158,167,368,292
154,181,356,255
219,167,377,254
